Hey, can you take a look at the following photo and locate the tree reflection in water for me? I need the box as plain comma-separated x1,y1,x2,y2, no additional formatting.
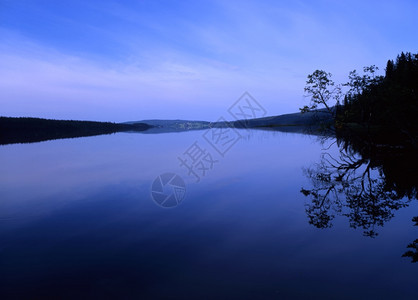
402,217,418,263
301,134,417,261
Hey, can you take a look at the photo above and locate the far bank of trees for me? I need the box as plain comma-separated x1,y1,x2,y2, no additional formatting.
0,117,150,145
302,52,418,145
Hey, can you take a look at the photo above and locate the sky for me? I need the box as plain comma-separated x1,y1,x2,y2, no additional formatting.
1,0,417,122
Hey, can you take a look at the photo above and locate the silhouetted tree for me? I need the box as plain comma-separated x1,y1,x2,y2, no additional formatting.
300,70,341,114
385,60,394,79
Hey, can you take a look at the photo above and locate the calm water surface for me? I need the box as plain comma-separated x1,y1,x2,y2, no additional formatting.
0,130,417,299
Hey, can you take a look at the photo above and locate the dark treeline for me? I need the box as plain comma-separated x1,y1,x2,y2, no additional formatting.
301,54,418,260
337,52,418,146
0,117,150,145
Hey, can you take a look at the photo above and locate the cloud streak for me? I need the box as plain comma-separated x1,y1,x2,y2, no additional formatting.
1,0,417,121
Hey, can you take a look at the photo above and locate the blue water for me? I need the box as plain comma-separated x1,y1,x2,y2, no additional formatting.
0,130,417,299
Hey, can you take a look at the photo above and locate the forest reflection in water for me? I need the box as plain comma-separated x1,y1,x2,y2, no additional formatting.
300,132,418,262
1,128,417,299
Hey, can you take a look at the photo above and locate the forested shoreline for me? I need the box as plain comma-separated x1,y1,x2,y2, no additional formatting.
336,52,418,146
0,117,150,145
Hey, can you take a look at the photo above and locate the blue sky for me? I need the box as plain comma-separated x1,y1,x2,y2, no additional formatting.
1,0,417,121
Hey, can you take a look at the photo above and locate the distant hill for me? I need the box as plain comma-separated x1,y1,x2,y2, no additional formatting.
126,110,333,133
231,110,333,128
124,119,211,133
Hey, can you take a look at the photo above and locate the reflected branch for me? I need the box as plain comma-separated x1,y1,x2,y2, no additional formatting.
402,217,418,263
301,135,416,238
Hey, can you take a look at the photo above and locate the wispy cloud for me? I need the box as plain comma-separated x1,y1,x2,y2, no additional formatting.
0,32,282,121
1,0,417,121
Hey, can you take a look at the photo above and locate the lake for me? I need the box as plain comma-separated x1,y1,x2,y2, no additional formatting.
0,129,417,299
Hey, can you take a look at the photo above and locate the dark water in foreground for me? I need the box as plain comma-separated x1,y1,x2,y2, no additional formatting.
0,130,417,299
